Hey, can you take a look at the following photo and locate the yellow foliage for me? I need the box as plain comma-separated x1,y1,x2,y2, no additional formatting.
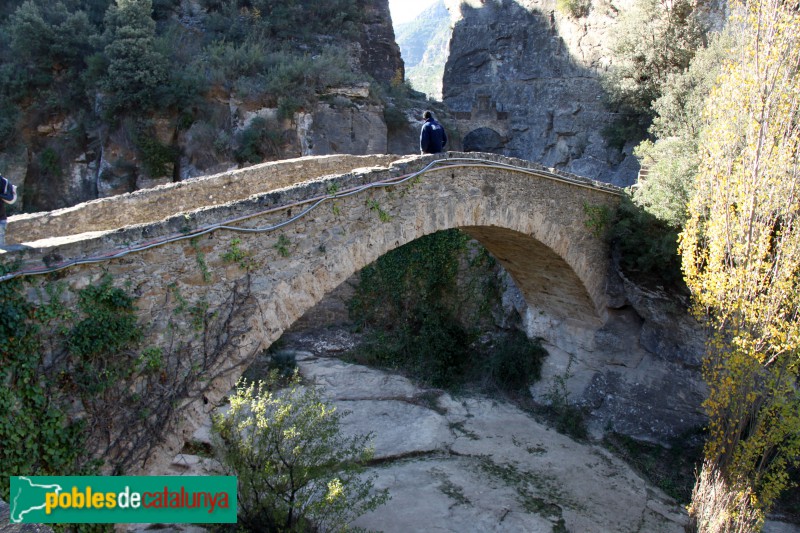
679,0,800,526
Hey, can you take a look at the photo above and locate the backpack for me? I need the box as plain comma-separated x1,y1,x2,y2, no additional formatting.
0,175,17,205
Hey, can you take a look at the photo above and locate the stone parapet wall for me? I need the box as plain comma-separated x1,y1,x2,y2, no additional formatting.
6,154,400,245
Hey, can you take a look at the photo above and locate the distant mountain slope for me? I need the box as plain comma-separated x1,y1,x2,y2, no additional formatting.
394,1,450,100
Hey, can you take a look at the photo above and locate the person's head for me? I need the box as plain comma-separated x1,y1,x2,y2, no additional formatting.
423,110,433,120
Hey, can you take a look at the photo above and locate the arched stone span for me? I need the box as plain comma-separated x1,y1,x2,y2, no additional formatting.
463,127,506,153
3,152,621,473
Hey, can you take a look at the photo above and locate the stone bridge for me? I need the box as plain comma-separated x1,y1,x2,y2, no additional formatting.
1,152,624,472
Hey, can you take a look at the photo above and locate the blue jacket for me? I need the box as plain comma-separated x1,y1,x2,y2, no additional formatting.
420,118,447,154
0,175,15,221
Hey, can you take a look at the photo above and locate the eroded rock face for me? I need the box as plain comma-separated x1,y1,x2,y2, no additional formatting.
525,265,707,443
298,102,389,156
443,0,639,186
357,0,405,84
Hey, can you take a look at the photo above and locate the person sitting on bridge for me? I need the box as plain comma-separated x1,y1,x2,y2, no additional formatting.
420,111,448,154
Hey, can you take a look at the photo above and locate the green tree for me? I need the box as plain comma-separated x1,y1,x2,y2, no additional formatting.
632,30,736,229
7,1,56,72
198,0,362,42
100,0,168,114
3,0,100,111
603,0,709,144
211,373,389,532
679,0,800,529
249,0,362,40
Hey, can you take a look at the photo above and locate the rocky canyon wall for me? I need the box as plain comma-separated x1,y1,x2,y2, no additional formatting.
443,0,640,186
3,0,406,213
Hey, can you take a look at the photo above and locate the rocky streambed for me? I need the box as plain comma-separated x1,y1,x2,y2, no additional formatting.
164,329,691,533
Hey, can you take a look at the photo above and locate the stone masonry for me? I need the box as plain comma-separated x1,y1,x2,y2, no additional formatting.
2,152,621,473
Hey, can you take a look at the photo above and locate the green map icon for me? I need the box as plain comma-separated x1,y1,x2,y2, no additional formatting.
9,477,63,523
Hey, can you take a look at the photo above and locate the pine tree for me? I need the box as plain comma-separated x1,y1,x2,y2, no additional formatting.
101,0,167,114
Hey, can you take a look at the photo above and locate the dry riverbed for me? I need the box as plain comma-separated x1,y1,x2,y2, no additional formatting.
166,330,691,532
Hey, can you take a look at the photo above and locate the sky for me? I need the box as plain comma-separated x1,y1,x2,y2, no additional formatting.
388,0,438,24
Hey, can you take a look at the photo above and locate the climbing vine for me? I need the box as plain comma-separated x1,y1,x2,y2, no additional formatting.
0,268,95,501
0,267,254,498
190,237,212,282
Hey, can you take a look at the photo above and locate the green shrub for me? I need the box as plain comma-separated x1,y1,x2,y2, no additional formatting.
267,350,297,380
248,0,363,41
211,373,389,532
482,330,546,393
601,114,647,151
556,0,590,18
38,146,62,178
235,116,283,164
354,312,474,389
609,193,683,285
276,96,302,121
261,48,363,113
135,130,177,178
604,430,704,504
205,40,269,84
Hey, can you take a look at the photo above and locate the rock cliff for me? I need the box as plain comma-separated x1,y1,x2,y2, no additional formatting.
357,0,405,84
2,0,405,213
443,0,640,186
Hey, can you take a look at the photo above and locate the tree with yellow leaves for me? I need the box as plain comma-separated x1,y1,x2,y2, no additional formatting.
679,0,800,529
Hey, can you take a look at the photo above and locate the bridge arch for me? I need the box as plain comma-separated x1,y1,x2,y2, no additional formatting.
2,153,620,473
463,127,506,153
